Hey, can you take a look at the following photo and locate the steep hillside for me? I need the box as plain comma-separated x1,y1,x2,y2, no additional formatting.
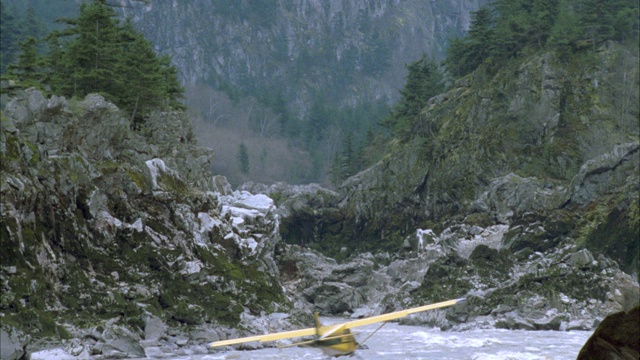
114,0,487,184
0,89,302,358
281,42,639,277
121,0,484,107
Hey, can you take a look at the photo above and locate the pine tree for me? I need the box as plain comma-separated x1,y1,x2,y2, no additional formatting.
237,143,250,174
443,7,494,78
46,0,184,121
341,133,355,178
158,54,185,110
329,151,343,187
19,6,45,44
7,37,45,88
548,0,579,55
118,22,165,122
467,7,494,63
527,0,559,49
52,1,123,98
444,37,473,78
388,55,444,138
0,1,21,74
491,0,527,59
576,0,639,46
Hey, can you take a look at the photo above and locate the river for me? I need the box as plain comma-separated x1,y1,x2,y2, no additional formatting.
171,320,592,360
29,318,593,359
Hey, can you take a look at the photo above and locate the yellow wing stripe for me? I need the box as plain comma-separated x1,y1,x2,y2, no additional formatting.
338,298,463,330
210,327,317,347
209,298,463,348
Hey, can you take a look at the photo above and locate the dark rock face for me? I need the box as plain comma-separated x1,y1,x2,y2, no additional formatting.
577,306,640,360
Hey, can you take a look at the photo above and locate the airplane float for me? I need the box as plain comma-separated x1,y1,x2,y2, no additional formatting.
209,297,465,357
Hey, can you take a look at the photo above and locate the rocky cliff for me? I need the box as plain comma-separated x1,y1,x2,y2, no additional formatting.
271,42,639,331
119,0,486,111
284,42,639,274
0,89,306,358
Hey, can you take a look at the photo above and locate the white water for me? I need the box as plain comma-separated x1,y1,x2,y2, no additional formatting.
176,321,591,360
31,320,592,359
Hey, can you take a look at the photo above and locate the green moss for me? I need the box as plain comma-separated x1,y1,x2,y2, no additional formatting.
126,169,150,192
463,213,493,228
3,309,71,339
581,195,640,278
99,161,120,175
412,256,474,303
158,172,188,194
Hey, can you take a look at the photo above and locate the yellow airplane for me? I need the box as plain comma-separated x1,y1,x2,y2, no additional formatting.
209,297,464,357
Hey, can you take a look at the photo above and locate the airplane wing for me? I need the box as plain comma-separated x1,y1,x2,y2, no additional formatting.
209,298,464,348
338,297,464,330
210,327,317,347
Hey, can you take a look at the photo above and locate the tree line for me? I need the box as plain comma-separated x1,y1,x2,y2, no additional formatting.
0,2,46,75
1,0,184,124
444,0,639,78
382,0,638,140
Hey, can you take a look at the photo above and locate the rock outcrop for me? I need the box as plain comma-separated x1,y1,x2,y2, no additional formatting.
275,218,638,332
279,42,639,278
577,305,640,360
0,89,300,357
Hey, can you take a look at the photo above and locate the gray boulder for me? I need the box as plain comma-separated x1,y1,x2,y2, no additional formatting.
94,325,145,358
577,305,639,360
570,142,639,206
0,325,29,360
474,173,568,223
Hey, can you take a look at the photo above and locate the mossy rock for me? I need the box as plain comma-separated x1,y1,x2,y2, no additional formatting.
583,202,640,278
503,225,561,253
127,169,150,192
413,255,474,302
577,305,640,360
469,245,501,266
463,213,493,228
2,309,70,339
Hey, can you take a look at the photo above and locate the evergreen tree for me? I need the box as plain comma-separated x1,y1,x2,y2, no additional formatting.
158,54,185,110
7,37,45,87
467,7,495,63
527,0,559,49
491,0,527,59
444,7,494,78
576,0,639,46
387,55,444,138
45,0,184,121
19,6,46,44
444,37,473,78
341,133,355,178
44,31,74,95
49,1,122,98
304,97,330,150
118,22,165,122
548,0,580,55
0,1,21,74
237,142,250,174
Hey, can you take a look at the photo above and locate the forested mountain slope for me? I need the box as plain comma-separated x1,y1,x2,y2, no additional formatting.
334,42,638,265
2,0,489,185
116,0,487,184
279,0,640,277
